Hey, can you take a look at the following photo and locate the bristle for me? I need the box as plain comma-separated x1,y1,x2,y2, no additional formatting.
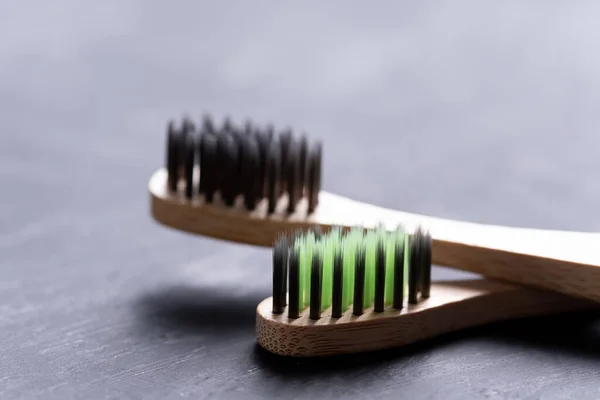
265,124,274,141
384,233,395,306
273,224,432,320
241,135,259,210
166,121,179,191
374,239,386,312
420,229,432,299
183,134,195,199
244,120,253,135
196,130,205,194
255,131,270,199
163,114,322,214
309,250,323,320
215,133,232,198
201,134,217,203
288,247,300,319
298,135,308,197
182,116,196,133
331,247,344,318
233,132,244,197
201,114,214,134
321,234,334,311
303,231,316,308
279,128,292,193
222,116,233,133
353,243,366,316
179,119,192,181
363,231,376,310
282,239,289,306
286,139,300,213
312,225,323,240
392,232,405,309
408,232,420,304
221,134,239,206
313,141,322,208
306,141,322,213
272,236,288,314
266,140,281,214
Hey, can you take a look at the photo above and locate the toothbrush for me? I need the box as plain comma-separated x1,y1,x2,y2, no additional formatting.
149,114,600,304
256,226,594,357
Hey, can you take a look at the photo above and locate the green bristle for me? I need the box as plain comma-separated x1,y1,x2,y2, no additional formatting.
342,227,361,309
363,231,377,310
341,240,352,311
384,232,395,305
303,232,316,308
312,239,323,311
284,224,428,318
321,233,334,311
403,230,410,286
295,237,306,309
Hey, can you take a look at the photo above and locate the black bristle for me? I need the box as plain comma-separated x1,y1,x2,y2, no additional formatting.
288,247,300,319
279,129,292,193
420,229,432,299
392,236,405,309
272,237,288,314
353,244,366,316
201,134,218,203
374,239,386,312
196,131,204,194
233,132,245,197
182,116,196,134
306,141,322,213
244,120,253,135
298,135,308,195
215,133,232,196
265,124,274,142
309,251,323,320
163,114,322,213
312,225,323,240
241,135,259,210
166,121,179,192
222,134,239,206
176,122,191,183
282,240,289,306
198,118,216,195
222,116,233,133
331,247,344,318
255,131,270,198
183,134,196,199
286,139,300,213
313,141,322,208
408,232,421,304
266,140,281,214
202,114,215,134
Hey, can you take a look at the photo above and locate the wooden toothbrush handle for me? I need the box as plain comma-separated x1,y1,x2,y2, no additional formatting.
149,168,600,303
434,239,600,304
256,279,597,357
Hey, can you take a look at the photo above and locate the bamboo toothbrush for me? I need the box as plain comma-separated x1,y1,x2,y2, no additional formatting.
150,114,600,304
256,226,594,357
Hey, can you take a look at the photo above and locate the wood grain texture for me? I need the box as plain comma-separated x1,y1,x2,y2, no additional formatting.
256,280,597,357
150,168,600,304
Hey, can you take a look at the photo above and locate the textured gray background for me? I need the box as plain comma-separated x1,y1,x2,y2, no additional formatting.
1,1,600,399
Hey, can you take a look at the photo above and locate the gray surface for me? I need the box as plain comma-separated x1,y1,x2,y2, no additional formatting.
1,1,600,399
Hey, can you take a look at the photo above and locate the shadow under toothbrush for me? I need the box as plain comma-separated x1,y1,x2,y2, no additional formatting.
133,284,266,337
131,279,600,370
